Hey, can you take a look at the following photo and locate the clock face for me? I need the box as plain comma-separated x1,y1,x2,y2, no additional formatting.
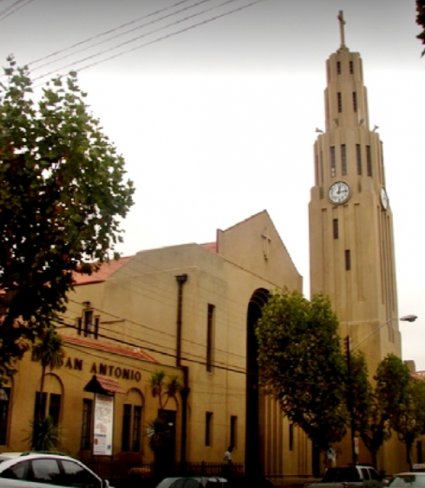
380,187,389,209
328,181,350,204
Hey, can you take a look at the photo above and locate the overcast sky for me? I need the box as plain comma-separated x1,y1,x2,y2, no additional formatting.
1,0,424,368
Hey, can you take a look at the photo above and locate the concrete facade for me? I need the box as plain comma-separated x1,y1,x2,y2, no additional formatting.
1,210,311,480
309,13,404,472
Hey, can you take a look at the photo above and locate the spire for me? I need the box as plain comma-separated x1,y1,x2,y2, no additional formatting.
337,10,346,48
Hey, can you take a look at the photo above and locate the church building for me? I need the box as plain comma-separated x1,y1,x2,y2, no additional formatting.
0,10,414,483
309,12,404,470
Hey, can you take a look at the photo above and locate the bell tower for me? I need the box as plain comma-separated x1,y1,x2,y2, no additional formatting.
309,11,401,375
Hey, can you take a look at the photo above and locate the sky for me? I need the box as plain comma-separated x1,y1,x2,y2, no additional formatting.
1,0,424,367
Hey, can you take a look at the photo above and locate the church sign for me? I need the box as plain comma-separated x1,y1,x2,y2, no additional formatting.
64,356,142,382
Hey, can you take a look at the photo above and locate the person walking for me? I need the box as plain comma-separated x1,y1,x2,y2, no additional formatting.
223,445,233,479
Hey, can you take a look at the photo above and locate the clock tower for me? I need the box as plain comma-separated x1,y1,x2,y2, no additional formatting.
309,12,401,375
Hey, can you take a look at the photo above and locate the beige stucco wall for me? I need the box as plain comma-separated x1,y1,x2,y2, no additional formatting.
2,211,309,478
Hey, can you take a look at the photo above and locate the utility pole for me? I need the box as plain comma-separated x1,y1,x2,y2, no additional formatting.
345,335,357,464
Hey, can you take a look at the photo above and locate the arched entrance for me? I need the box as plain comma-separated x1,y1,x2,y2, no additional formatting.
245,288,269,480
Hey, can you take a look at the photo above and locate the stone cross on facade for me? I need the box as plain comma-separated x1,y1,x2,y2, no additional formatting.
261,232,271,261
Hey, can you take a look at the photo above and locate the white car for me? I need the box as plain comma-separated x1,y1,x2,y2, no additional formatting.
388,473,425,488
0,452,111,488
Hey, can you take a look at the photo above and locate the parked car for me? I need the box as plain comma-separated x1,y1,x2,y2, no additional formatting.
388,473,425,487
155,477,229,488
304,465,385,488
0,452,111,488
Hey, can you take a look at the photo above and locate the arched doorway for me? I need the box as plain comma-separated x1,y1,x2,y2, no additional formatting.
245,288,269,480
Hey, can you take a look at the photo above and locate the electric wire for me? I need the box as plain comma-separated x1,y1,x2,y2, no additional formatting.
65,275,254,364
28,0,215,71
32,0,267,82
55,316,247,376
59,299,248,372
0,0,34,21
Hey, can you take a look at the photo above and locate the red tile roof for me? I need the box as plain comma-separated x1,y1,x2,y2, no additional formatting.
73,256,133,286
84,374,126,395
201,242,217,252
63,334,158,363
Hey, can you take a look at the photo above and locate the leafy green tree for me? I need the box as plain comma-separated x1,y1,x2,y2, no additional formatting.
147,370,181,475
32,326,64,396
417,0,425,55
149,370,181,410
374,354,412,467
349,351,391,469
27,415,60,451
383,358,425,470
256,290,348,470
0,56,134,383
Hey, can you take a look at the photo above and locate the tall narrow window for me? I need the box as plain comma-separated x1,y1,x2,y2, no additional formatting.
336,61,341,74
356,144,362,175
132,405,142,451
333,219,339,239
78,303,100,339
34,392,61,426
206,304,215,372
121,404,143,452
352,92,357,112
121,403,143,452
205,411,213,447
121,404,131,451
349,60,354,74
341,144,347,175
330,146,336,177
345,250,351,271
337,92,342,113
417,441,423,464
80,398,93,450
49,393,61,426
230,415,237,448
0,387,10,445
289,423,294,451
34,391,47,422
366,145,372,176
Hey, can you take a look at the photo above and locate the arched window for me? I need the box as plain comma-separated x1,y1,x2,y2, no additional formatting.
121,389,144,452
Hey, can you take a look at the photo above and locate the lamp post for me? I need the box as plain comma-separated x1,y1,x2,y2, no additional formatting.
345,314,417,464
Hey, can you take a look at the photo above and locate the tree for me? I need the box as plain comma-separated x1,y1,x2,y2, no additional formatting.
349,351,391,469
417,0,425,55
32,326,64,396
256,290,348,470
0,56,134,383
378,355,425,470
149,370,181,410
147,370,181,475
28,326,64,450
374,354,415,468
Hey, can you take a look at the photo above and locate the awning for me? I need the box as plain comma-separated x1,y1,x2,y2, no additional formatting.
83,374,125,396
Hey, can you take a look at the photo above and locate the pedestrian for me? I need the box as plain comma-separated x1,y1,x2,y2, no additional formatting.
223,445,234,479
224,445,233,464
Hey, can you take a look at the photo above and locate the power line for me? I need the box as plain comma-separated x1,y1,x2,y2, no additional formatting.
56,317,247,376
32,0,267,82
63,296,247,368
28,0,202,69
0,0,35,22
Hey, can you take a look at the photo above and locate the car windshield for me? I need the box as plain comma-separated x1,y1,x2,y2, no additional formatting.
390,475,425,487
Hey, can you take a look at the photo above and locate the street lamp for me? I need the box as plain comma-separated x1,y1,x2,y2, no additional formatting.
345,314,417,464
400,314,418,323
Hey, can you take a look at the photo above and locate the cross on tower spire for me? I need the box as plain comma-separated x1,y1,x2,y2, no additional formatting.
337,10,346,48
